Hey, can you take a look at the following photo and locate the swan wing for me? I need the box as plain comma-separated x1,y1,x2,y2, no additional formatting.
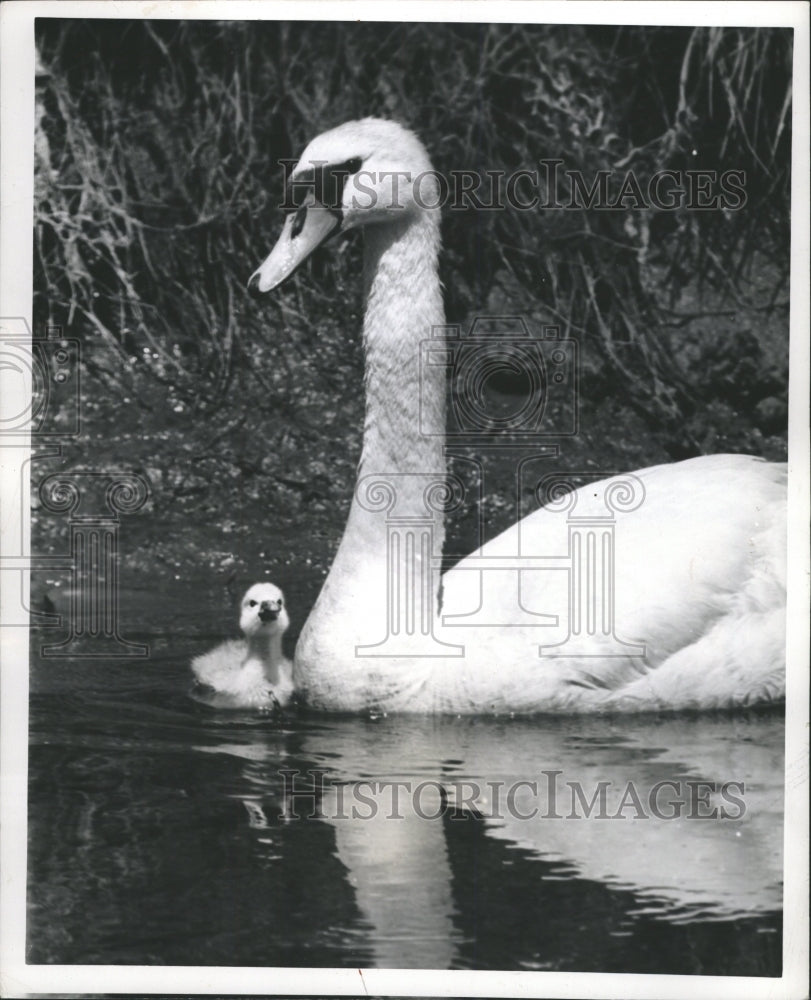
439,455,786,710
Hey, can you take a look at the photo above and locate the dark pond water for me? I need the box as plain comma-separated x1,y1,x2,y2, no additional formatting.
26,587,783,974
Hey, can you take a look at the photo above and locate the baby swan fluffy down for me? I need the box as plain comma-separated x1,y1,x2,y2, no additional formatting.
191,582,294,710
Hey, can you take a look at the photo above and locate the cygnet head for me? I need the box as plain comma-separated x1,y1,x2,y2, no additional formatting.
239,582,289,639
248,118,438,294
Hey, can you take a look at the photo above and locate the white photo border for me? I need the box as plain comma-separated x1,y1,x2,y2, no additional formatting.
1,2,808,997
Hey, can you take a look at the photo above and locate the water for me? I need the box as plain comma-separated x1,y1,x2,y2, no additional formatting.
27,599,783,973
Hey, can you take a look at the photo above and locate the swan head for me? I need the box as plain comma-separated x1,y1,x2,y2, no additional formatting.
239,582,289,638
248,118,437,294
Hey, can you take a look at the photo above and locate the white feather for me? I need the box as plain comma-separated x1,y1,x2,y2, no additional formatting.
251,120,786,714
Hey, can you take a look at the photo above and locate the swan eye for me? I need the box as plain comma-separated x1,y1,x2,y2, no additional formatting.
284,159,363,216
248,600,257,607
278,599,284,607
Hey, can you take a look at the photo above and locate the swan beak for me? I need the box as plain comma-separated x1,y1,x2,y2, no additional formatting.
248,203,340,295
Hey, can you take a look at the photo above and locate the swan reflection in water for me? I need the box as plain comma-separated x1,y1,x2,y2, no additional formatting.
197,710,783,970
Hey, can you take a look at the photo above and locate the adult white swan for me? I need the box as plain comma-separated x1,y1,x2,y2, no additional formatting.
248,119,786,714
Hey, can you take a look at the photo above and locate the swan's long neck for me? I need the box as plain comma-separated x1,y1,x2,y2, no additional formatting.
297,208,446,689
348,208,446,552
358,210,446,486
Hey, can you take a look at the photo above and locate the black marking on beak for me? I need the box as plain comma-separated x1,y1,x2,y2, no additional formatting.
247,272,262,298
291,205,308,240
258,601,280,623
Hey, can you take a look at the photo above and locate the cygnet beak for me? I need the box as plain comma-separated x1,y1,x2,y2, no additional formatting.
258,601,280,623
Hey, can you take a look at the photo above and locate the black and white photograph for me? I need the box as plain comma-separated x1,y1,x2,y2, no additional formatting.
0,2,808,997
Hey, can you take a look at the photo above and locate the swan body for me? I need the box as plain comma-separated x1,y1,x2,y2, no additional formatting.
248,119,786,714
191,582,294,710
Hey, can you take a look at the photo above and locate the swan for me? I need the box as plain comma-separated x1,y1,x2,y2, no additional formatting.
247,118,786,714
190,582,294,710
